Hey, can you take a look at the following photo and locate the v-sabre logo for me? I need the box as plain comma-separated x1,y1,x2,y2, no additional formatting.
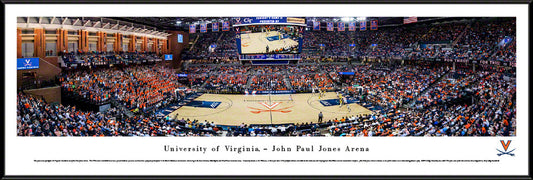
247,102,293,114
24,59,32,66
496,140,515,156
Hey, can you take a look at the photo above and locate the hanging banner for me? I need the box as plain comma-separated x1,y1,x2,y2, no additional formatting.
327,22,334,31
313,21,320,31
212,22,219,32
222,21,230,31
200,24,207,33
349,22,356,31
371,20,378,30
338,22,345,31
235,27,241,53
360,21,367,31
189,24,196,33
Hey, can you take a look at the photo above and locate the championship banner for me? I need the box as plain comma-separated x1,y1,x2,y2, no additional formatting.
349,22,356,31
313,21,320,31
200,24,207,33
212,22,219,32
189,24,196,33
222,21,230,31
327,22,334,31
338,22,345,31
371,20,378,30
360,21,367,31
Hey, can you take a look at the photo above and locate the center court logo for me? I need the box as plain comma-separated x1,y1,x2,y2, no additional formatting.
496,140,515,156
247,102,293,114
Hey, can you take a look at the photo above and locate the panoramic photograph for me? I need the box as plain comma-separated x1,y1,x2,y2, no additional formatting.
16,16,516,137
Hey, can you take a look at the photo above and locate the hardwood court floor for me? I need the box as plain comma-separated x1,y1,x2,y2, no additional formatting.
167,92,373,126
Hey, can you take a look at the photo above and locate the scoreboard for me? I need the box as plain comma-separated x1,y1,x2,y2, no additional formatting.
233,17,306,64
232,17,306,26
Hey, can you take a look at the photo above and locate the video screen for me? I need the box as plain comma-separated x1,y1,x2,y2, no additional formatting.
238,25,302,54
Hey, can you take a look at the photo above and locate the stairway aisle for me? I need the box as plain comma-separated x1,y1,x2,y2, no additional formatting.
406,70,451,107
111,99,134,118
452,24,470,46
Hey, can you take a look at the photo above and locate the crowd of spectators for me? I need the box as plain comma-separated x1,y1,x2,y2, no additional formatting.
61,51,160,66
184,65,251,93
329,63,515,136
248,74,288,91
205,74,248,93
188,74,209,88
252,65,285,75
226,123,321,137
18,17,516,137
17,92,221,136
339,64,447,110
182,32,223,60
212,32,239,59
183,65,218,74
178,18,515,65
493,36,515,63
288,73,335,92
414,69,477,109
20,59,516,136
286,65,320,74
301,18,515,63
61,65,187,112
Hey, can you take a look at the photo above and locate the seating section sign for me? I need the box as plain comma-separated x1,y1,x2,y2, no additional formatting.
164,54,173,60
17,58,39,70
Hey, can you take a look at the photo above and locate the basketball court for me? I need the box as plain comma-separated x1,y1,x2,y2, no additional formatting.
240,31,299,54
167,92,373,126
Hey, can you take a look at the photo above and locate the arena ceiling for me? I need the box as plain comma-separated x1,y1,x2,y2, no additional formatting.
107,17,444,31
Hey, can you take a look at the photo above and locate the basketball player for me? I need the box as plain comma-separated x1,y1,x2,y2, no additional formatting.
343,96,348,106
346,103,352,112
289,94,293,102
343,96,349,110
339,94,343,108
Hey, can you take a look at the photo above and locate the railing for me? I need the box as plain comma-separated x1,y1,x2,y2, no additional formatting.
452,24,470,46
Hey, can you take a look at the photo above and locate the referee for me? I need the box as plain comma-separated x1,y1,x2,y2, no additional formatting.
318,112,323,123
